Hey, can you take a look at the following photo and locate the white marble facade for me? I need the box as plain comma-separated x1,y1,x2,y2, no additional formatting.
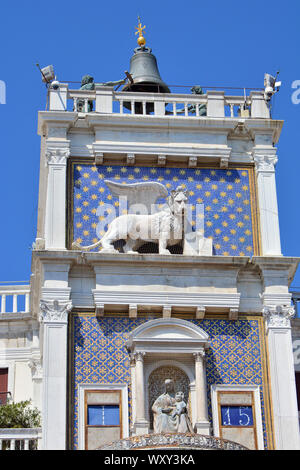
1,83,299,450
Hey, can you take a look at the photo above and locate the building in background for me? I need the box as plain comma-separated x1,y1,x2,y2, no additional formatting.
0,24,299,450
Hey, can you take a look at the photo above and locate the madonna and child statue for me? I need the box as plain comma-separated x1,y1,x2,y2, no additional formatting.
152,379,193,434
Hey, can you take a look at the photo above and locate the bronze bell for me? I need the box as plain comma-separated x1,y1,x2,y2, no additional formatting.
122,46,170,114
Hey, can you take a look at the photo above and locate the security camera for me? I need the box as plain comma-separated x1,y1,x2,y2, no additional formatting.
264,85,274,101
264,72,281,102
51,79,60,90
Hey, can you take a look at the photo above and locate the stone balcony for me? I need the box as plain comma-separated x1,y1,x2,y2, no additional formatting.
0,283,31,320
47,84,270,119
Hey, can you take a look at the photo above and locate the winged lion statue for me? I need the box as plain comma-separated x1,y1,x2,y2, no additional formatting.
72,180,189,254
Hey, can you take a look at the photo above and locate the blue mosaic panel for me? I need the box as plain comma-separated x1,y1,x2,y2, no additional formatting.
71,164,257,256
71,315,269,449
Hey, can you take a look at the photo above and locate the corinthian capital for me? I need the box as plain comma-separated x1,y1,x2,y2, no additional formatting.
45,147,70,166
134,351,145,362
253,153,278,172
262,304,295,328
40,299,72,323
193,349,206,362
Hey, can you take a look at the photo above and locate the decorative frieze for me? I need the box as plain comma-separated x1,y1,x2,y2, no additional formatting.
39,299,72,323
98,432,248,450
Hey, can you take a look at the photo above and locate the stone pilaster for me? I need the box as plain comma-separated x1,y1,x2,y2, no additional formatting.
40,299,72,450
263,304,300,449
44,143,70,250
253,150,281,256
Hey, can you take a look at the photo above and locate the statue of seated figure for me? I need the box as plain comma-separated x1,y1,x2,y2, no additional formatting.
152,379,193,434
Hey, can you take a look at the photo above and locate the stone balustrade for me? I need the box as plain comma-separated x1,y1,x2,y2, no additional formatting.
48,84,270,119
0,284,30,315
0,428,42,450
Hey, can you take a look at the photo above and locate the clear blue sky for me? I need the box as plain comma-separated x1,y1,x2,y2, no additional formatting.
0,0,300,286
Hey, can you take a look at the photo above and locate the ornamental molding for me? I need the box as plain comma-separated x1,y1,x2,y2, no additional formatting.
98,433,247,450
262,304,295,328
253,153,278,172
28,359,43,380
45,147,70,166
92,290,240,313
39,299,72,323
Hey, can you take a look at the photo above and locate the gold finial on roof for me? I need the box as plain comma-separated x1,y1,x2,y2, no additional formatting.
135,16,146,47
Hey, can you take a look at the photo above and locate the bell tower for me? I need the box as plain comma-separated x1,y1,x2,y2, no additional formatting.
31,20,300,450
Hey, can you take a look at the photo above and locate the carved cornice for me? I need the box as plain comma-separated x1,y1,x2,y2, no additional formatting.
262,304,295,328
39,299,72,323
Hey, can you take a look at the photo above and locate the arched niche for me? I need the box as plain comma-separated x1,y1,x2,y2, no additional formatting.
127,318,210,435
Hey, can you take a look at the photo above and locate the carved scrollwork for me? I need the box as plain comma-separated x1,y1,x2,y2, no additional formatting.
28,359,43,380
193,349,205,362
39,299,72,323
262,304,295,328
98,433,248,450
253,154,278,172
45,148,70,166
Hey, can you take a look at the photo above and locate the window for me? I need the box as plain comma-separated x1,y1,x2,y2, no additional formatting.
211,385,264,450
84,390,122,450
87,405,120,426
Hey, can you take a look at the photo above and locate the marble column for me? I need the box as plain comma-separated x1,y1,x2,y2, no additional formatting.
194,349,210,435
129,353,136,433
263,305,300,450
133,352,149,435
40,300,72,450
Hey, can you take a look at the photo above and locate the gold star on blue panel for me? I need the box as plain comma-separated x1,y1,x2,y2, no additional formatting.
71,164,258,256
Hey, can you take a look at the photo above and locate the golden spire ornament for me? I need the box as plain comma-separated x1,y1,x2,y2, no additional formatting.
135,16,146,47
